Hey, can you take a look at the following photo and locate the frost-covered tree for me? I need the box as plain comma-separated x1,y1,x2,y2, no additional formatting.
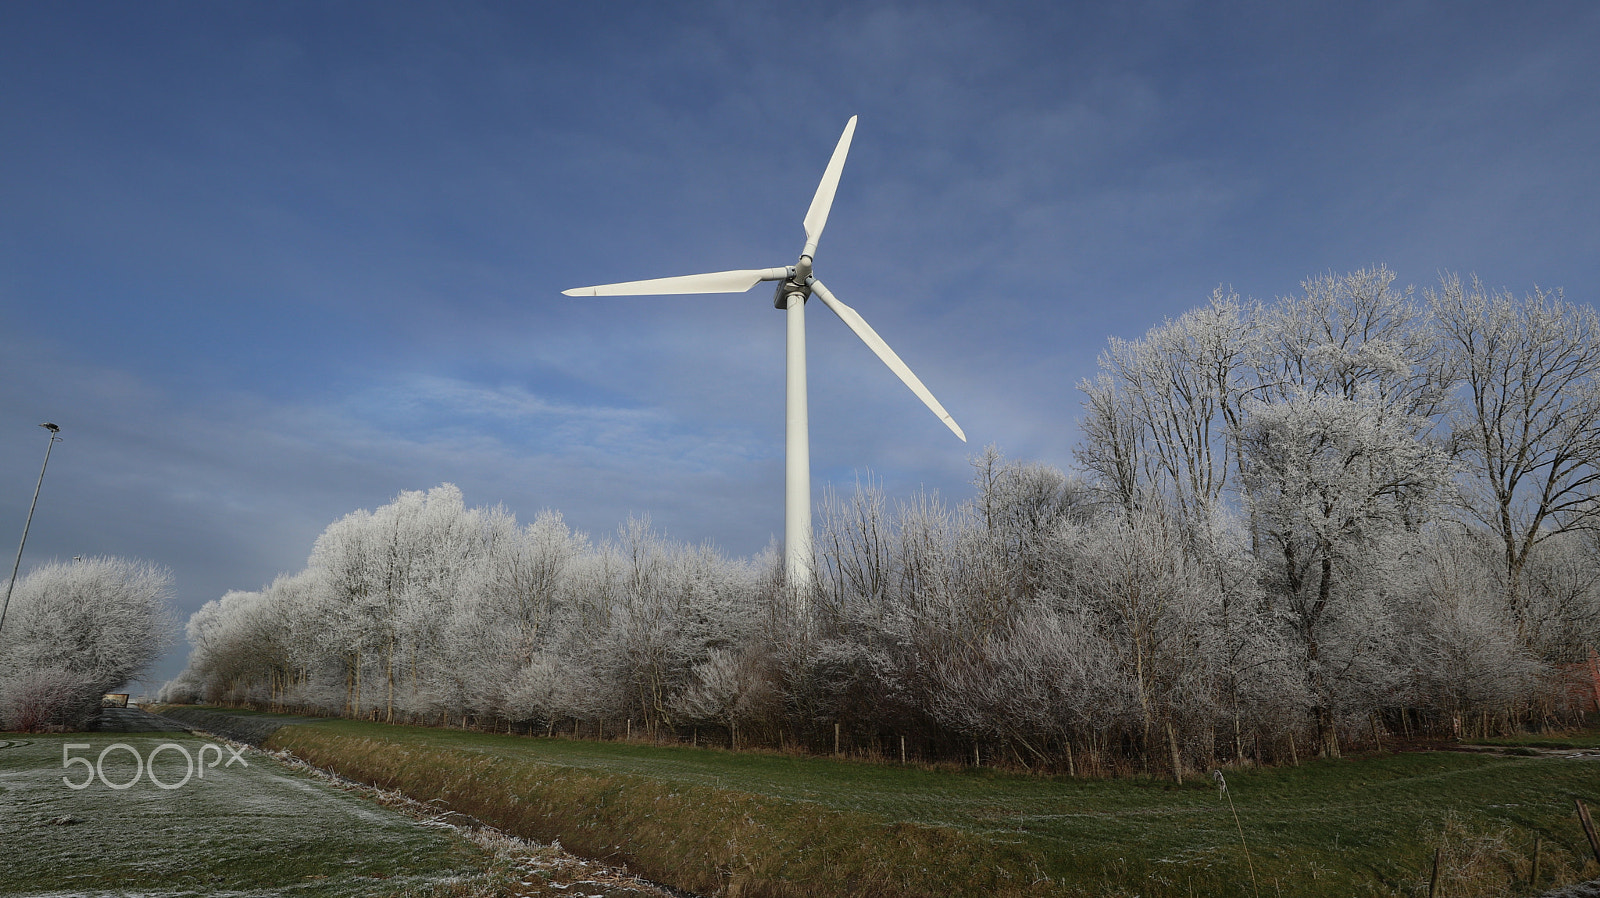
1522,531,1600,661
1,557,175,730
672,648,776,748
1057,506,1255,779
1076,289,1258,521
1430,274,1600,646
967,446,1093,605
1257,267,1446,416
1392,526,1541,731
468,507,586,667
304,485,488,720
1239,389,1453,755
927,609,1111,772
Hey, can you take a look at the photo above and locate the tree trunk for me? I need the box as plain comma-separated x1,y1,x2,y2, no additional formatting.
1318,707,1340,759
385,636,395,724
1165,719,1183,784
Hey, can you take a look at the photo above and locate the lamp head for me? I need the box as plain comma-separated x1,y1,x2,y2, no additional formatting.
40,423,59,434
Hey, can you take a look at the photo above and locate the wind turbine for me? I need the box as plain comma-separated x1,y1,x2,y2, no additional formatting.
563,116,966,592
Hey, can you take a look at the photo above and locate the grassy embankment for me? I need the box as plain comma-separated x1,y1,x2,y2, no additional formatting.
170,707,1600,898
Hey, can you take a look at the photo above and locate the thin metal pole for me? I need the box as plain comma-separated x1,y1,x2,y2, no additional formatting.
1,426,61,636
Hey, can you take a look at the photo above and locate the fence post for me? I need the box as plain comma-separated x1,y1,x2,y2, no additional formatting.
1530,835,1541,889
1428,844,1443,898
1577,798,1600,865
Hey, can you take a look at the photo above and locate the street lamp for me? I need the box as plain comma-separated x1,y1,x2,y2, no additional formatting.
0,423,62,637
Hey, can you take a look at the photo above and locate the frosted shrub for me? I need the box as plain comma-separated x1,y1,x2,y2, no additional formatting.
0,557,174,731
0,666,91,731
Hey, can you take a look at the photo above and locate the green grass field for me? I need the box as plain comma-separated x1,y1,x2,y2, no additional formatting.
169,708,1600,898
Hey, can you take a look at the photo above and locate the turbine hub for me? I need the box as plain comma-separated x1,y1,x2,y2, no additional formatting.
774,255,814,309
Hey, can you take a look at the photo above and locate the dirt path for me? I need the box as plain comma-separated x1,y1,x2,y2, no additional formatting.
1450,743,1600,761
90,706,194,732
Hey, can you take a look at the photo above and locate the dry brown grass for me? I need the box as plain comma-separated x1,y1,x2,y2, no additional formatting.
1399,814,1599,898
269,727,1051,898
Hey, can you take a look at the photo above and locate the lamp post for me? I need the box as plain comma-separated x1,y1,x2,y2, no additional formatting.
0,423,62,637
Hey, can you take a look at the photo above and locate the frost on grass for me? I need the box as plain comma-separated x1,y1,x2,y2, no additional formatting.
0,732,494,896
1,724,685,898
259,743,687,898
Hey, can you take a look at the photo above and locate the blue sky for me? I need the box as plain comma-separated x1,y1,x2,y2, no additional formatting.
3,1,1598,689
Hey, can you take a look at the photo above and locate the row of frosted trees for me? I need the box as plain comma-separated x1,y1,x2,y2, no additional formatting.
164,268,1600,777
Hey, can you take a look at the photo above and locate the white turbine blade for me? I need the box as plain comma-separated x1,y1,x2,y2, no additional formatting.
801,116,858,258
563,268,789,296
809,279,966,442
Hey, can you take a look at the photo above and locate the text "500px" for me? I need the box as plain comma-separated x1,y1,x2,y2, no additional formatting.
62,742,248,790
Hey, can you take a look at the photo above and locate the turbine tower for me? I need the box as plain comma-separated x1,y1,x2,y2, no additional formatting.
564,117,965,591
